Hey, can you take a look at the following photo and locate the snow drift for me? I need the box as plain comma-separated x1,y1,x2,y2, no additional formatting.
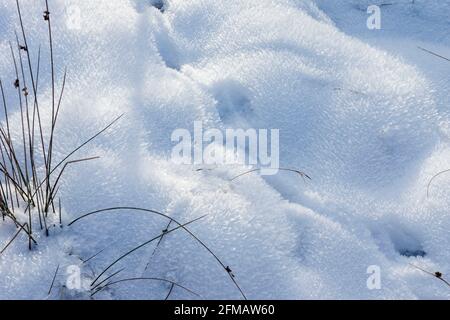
0,0,449,299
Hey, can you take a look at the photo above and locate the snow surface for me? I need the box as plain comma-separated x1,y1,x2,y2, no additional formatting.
0,0,449,299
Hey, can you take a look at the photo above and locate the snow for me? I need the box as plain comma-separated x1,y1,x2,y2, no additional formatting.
0,0,449,299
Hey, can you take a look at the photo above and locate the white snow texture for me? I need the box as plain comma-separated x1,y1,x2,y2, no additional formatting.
0,0,449,299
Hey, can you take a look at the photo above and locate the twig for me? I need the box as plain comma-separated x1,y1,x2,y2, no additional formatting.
48,264,60,295
165,283,175,300
88,215,207,287
0,227,23,255
418,47,450,62
144,220,172,271
91,277,200,299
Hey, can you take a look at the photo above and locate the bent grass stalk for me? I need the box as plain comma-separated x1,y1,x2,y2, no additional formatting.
91,278,200,299
69,207,247,300
47,264,59,296
230,167,311,182
165,283,175,300
69,212,207,285
427,169,450,198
